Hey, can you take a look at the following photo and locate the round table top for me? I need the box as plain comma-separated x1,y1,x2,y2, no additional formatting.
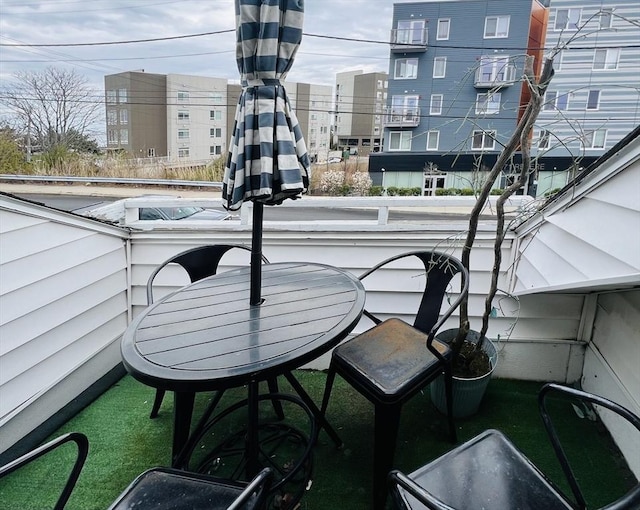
121,262,365,392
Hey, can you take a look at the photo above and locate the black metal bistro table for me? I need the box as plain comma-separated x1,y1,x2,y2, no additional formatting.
121,261,365,477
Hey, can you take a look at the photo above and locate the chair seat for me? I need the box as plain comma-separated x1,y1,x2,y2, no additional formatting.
109,468,256,510
398,429,573,510
333,318,451,403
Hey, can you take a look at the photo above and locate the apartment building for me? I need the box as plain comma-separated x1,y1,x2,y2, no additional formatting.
368,0,638,196
335,70,388,157
533,0,640,192
104,72,332,164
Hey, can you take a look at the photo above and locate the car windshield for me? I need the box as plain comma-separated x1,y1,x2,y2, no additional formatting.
163,206,203,220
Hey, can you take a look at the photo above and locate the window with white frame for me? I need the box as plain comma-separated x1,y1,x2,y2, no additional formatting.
119,129,128,144
178,110,190,121
395,58,418,79
396,19,426,45
593,48,620,70
106,90,117,105
388,131,411,151
210,92,224,104
484,15,510,38
426,131,439,151
538,129,551,149
430,94,443,115
119,109,128,124
471,130,496,150
210,127,222,138
391,95,419,121
107,110,117,125
178,148,190,158
433,57,447,78
437,19,450,40
475,93,501,115
107,129,117,144
148,148,156,157
177,90,190,102
599,8,613,29
583,129,606,149
178,129,190,140
477,56,513,83
544,91,569,111
586,90,600,110
118,89,128,103
209,145,222,156
555,8,581,30
210,110,222,121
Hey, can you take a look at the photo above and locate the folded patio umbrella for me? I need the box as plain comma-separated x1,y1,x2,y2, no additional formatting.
223,0,310,305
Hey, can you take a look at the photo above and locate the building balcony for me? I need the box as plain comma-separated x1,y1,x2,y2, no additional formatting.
390,28,428,52
474,64,518,88
383,106,421,127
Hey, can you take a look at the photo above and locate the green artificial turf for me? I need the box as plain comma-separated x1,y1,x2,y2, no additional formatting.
0,372,636,509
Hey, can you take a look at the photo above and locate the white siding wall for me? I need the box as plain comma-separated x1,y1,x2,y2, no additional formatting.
0,197,129,454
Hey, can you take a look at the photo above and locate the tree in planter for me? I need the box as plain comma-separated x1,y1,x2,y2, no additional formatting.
450,54,555,377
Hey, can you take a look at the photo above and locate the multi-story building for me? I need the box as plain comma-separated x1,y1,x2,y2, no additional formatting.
370,0,639,197
533,0,640,192
334,70,388,157
104,72,332,164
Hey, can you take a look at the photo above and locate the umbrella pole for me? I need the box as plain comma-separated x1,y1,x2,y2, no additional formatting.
250,201,264,305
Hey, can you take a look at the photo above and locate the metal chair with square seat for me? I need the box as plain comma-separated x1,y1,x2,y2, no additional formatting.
145,244,278,420
388,383,640,510
0,431,273,510
319,250,469,510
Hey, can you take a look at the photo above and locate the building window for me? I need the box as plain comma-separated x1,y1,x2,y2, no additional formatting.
426,131,439,151
178,148,190,158
148,148,156,157
107,110,117,125
210,92,224,104
210,110,222,121
484,15,510,38
178,111,190,121
178,129,190,140
430,94,443,115
209,145,222,156
437,19,450,40
119,109,128,124
544,91,569,111
106,90,117,105
177,91,190,102
107,129,118,144
210,127,222,138
433,57,447,78
119,129,128,145
118,88,128,104
593,48,620,70
555,8,581,30
586,90,600,110
391,95,419,122
395,19,426,45
471,130,496,150
388,131,411,151
584,129,606,149
538,130,551,149
394,58,418,79
475,93,501,115
599,8,613,29
477,56,514,84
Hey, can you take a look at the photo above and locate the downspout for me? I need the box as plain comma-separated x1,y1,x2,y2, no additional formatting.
125,236,133,324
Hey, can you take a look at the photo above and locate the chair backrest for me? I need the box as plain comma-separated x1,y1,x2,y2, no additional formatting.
359,250,468,336
539,383,640,510
146,244,269,305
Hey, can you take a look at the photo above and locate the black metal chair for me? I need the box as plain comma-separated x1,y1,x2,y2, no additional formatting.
320,250,469,510
145,244,277,419
389,383,640,510
0,432,272,510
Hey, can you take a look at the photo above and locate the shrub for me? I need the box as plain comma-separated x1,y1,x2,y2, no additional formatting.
459,188,475,196
490,188,505,195
349,171,372,196
320,169,346,195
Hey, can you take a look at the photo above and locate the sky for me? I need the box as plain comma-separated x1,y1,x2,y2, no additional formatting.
0,0,397,91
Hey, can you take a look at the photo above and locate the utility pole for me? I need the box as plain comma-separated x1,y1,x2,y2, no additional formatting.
26,111,32,163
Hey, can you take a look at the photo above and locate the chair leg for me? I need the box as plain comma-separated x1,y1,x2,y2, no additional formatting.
443,367,457,443
267,377,285,420
149,389,165,419
373,403,401,510
320,366,337,417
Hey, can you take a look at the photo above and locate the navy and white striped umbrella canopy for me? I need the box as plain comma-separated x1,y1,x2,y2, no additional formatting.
223,0,310,211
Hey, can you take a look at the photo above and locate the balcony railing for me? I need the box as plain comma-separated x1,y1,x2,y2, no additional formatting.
390,28,428,52
383,107,421,127
474,64,518,88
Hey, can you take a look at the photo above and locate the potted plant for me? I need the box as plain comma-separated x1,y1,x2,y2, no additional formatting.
431,55,555,417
